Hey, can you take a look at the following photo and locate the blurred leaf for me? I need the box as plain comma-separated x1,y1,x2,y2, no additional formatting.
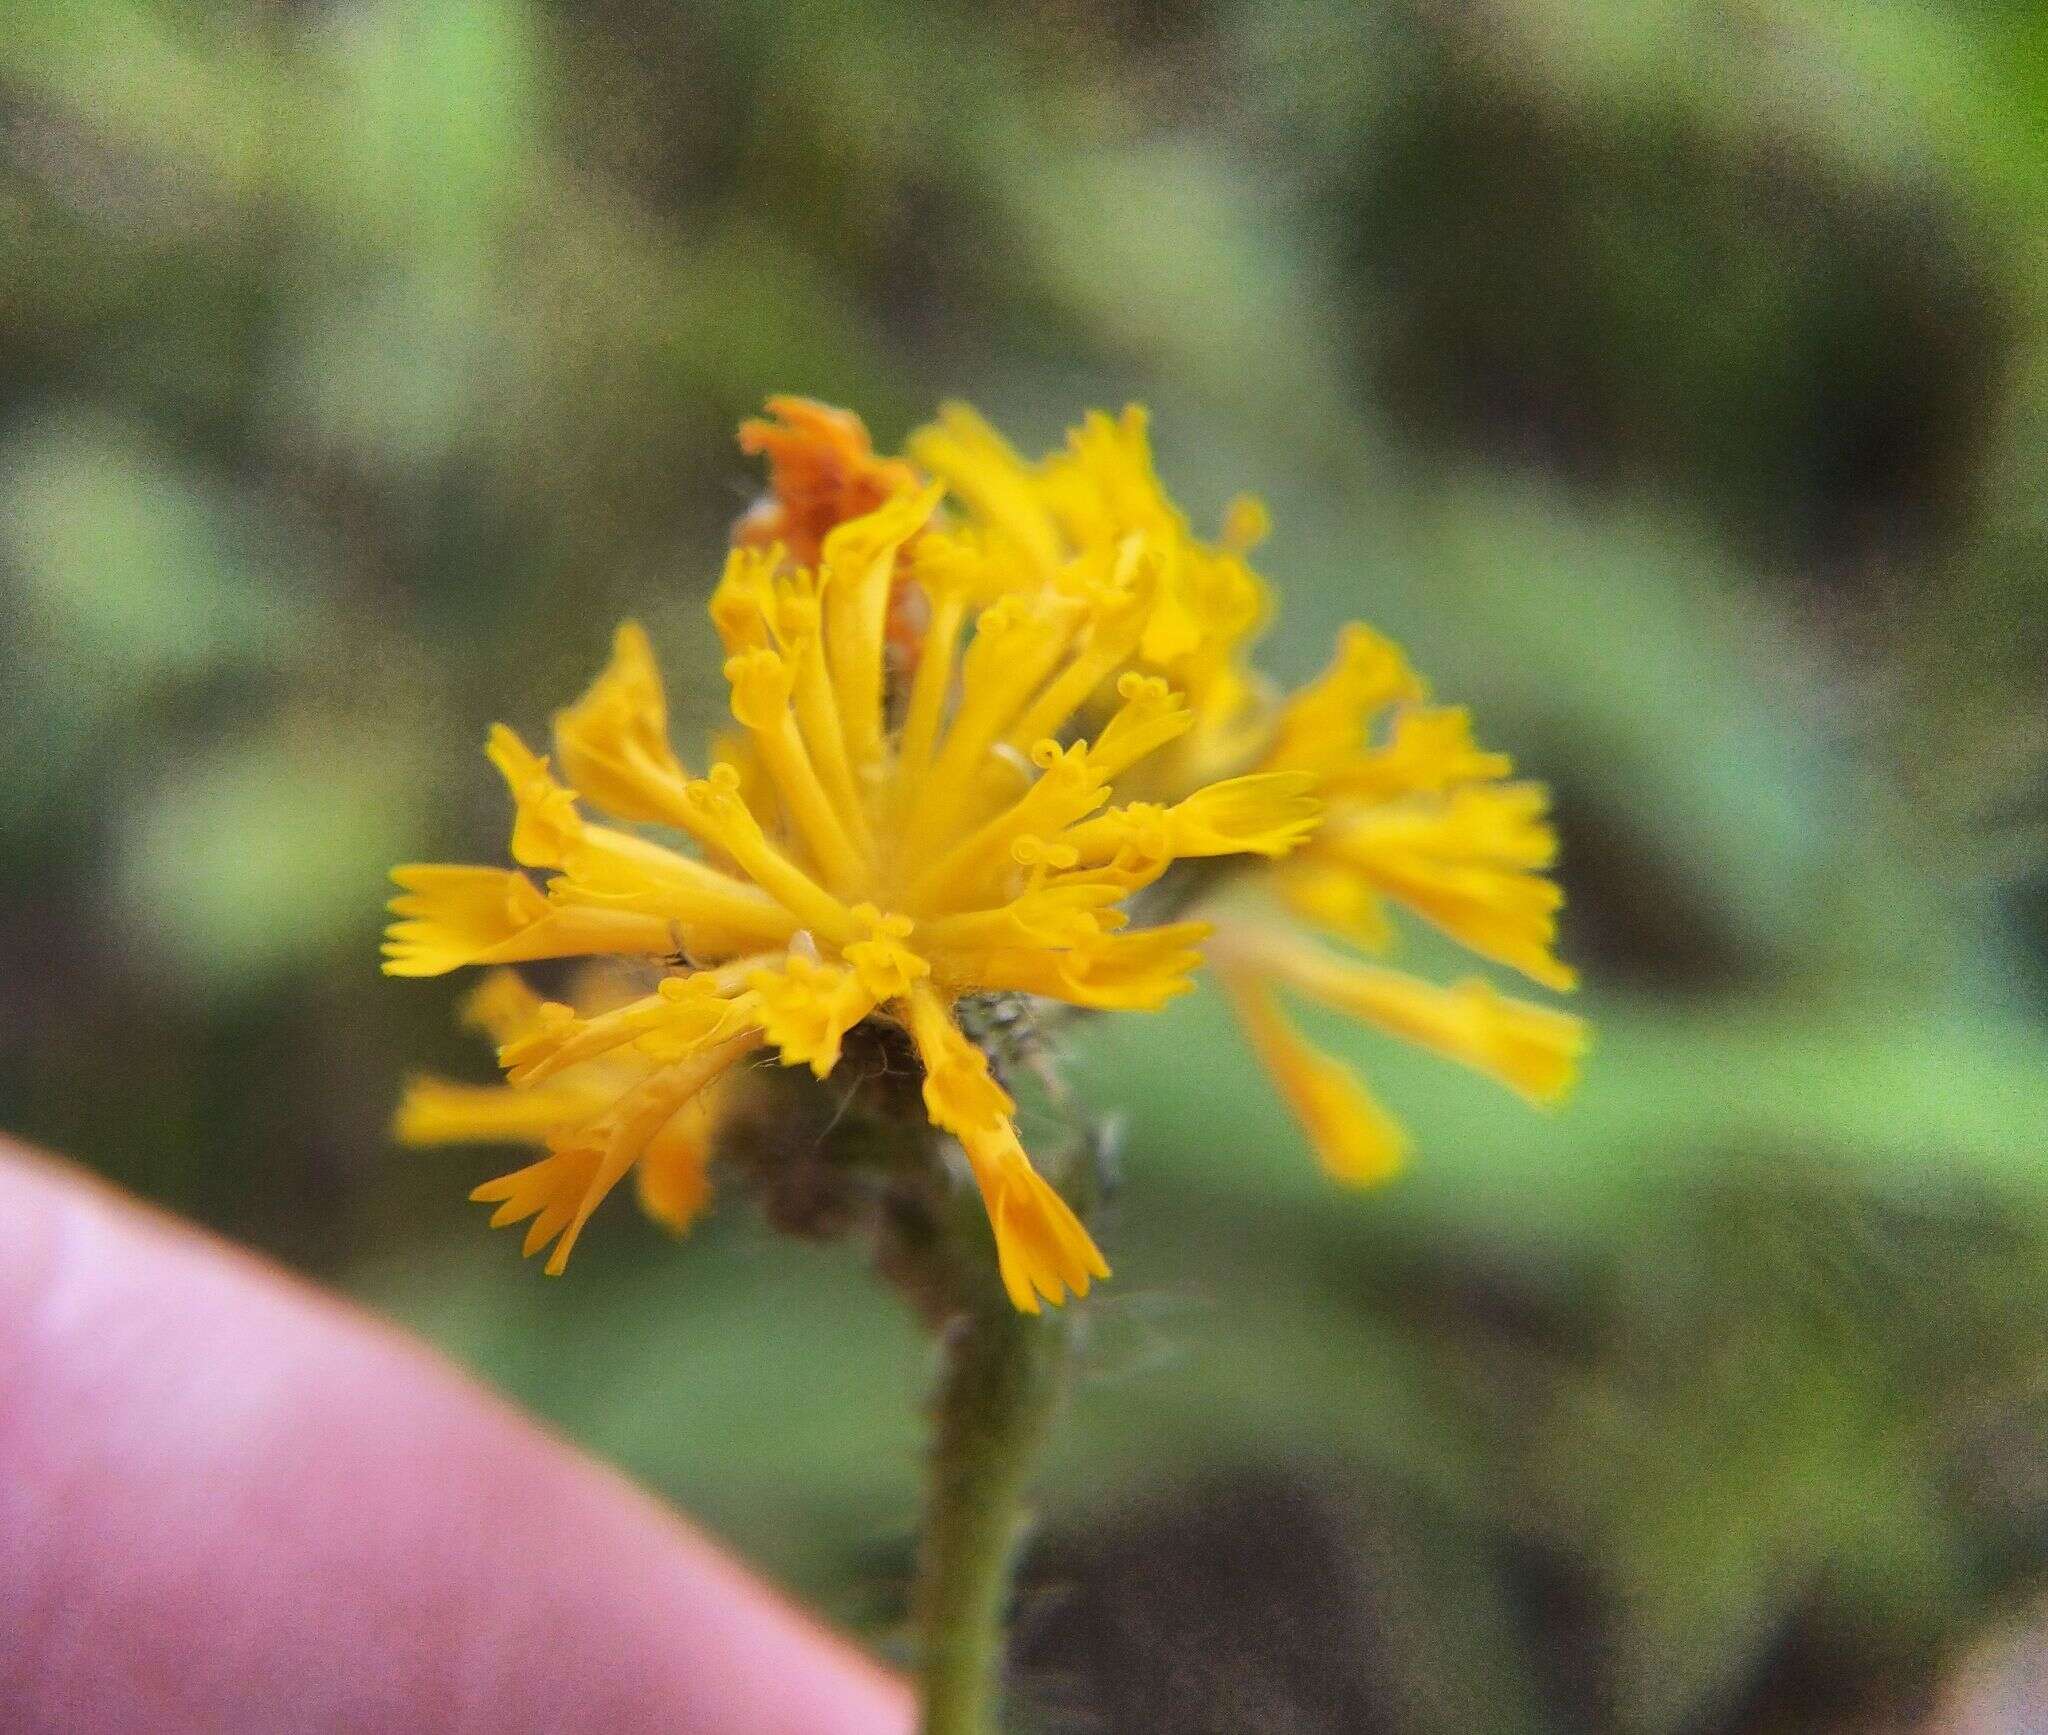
3,0,271,201
4,411,298,676
1074,982,2048,1250
117,715,420,993
987,134,1358,440
293,0,539,240
1535,1170,2048,1731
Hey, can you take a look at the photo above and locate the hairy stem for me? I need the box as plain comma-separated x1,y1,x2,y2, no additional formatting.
803,1027,1098,1733
914,1289,1072,1734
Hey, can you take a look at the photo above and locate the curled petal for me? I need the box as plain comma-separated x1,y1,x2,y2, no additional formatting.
736,395,924,567
487,726,583,869
551,622,696,828
902,985,1108,1310
749,956,875,1078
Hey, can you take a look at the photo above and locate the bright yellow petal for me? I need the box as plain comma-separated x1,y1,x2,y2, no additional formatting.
906,402,1066,576
483,725,585,869
1082,672,1194,781
1271,860,1394,951
966,921,1208,1012
498,972,755,1087
908,738,1110,915
1261,624,1422,777
393,1075,609,1146
1322,785,1575,991
917,881,1126,954
551,622,699,829
821,482,943,775
1219,966,1407,1185
547,829,798,954
725,646,870,894
749,956,876,1078
998,545,1155,753
635,1086,723,1234
1329,705,1511,804
908,592,1086,857
901,983,1108,1311
381,865,676,976
1260,938,1586,1104
1159,771,1320,857
975,1139,1110,1313
842,905,931,1002
473,1032,762,1274
1068,772,1320,866
458,968,548,1043
678,764,860,945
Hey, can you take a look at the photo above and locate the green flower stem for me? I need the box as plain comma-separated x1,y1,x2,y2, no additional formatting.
915,1293,1072,1735
776,1026,1099,1734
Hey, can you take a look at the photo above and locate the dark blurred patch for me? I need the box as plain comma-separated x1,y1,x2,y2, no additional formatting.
1351,49,2007,576
1012,1161,2048,1734
1546,779,1766,993
1017,1468,1397,1734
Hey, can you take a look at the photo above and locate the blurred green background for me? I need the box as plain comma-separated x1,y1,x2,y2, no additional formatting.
6,2,2048,1729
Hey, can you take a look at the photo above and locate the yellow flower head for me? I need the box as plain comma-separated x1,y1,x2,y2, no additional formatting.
908,403,1274,793
389,396,1587,1310
387,462,1319,1312
901,405,1588,1189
